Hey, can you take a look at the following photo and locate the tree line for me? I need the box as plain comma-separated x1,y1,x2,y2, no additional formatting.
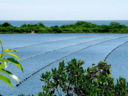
0,21,128,33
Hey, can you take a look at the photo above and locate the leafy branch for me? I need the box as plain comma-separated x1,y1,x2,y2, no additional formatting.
0,40,23,87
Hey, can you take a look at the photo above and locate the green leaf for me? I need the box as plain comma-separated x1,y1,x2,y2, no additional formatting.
4,49,18,53
7,58,24,72
7,53,21,61
0,58,9,68
0,40,3,53
1,69,19,82
3,60,8,68
3,60,9,68
0,63,4,69
0,53,3,58
0,74,14,87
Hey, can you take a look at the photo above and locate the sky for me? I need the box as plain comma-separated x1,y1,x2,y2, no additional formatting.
0,0,128,20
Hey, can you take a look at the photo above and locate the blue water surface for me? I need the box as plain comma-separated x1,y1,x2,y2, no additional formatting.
0,20,128,27
0,33,128,96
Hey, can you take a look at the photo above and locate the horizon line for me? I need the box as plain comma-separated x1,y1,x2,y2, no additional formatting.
0,19,128,21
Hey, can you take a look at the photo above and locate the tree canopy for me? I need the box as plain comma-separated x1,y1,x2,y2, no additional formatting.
0,21,128,33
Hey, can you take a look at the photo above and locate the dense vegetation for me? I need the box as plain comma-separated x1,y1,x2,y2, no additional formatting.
0,21,128,33
18,59,128,96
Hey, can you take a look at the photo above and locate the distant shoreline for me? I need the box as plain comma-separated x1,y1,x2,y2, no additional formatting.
0,21,128,34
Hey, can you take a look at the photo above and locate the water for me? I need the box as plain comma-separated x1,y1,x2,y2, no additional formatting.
0,20,128,27
0,33,128,95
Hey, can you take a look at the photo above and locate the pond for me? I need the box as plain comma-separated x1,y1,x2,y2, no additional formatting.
0,33,128,96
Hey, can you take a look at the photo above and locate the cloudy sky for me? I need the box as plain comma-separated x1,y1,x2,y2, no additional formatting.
0,0,128,20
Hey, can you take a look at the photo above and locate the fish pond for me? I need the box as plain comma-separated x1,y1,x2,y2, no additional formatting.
0,33,128,96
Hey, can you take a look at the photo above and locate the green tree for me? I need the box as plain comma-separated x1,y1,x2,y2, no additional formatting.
51,26,62,33
37,23,45,27
2,22,12,27
39,59,128,96
109,22,126,29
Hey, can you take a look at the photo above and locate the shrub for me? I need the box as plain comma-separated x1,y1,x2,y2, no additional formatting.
39,59,128,96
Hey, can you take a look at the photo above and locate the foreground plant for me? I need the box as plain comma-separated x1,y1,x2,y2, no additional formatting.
39,59,128,96
0,40,23,87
